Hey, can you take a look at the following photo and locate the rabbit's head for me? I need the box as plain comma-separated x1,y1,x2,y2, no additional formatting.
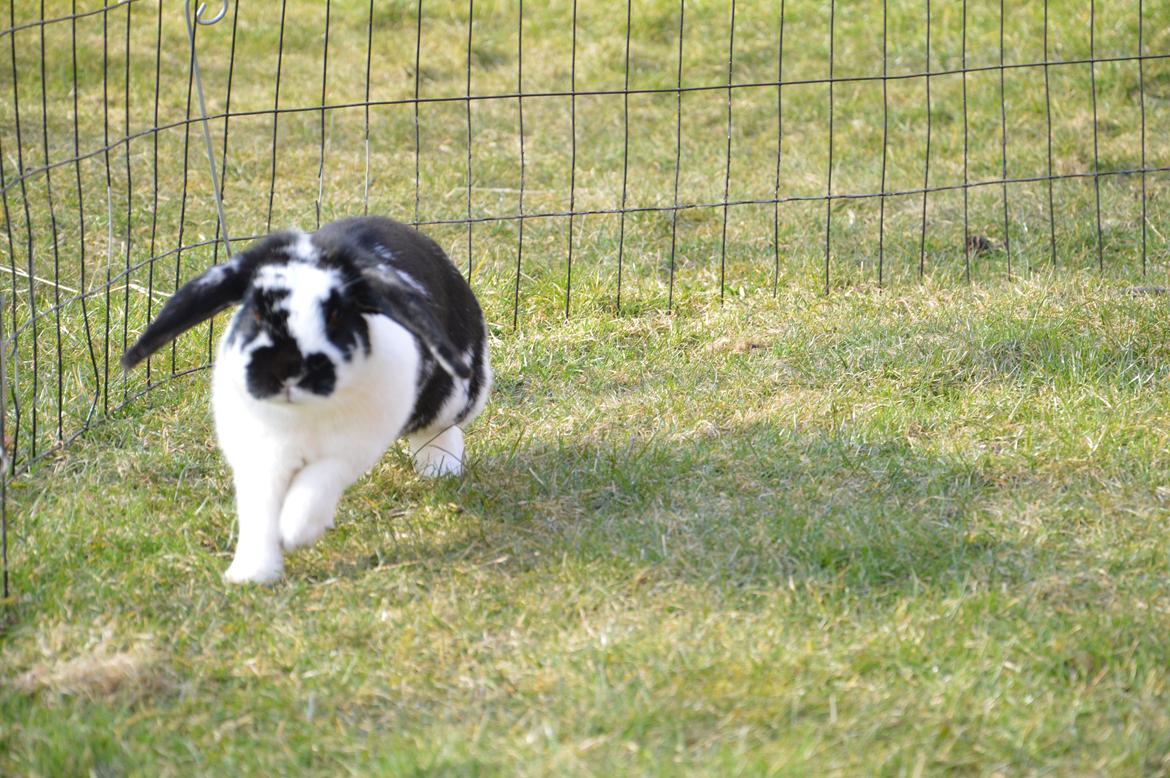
121,230,471,403
226,257,372,402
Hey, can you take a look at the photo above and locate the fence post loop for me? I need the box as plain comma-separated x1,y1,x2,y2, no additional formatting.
196,0,230,26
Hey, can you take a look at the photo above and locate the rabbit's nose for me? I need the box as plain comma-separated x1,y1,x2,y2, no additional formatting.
270,345,303,380
244,339,308,400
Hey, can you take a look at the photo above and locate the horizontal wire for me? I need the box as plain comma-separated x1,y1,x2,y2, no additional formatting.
392,164,1170,227
0,0,144,38
5,161,1169,345
4,50,1169,196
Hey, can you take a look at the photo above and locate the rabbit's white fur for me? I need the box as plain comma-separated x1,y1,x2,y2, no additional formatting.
216,311,421,583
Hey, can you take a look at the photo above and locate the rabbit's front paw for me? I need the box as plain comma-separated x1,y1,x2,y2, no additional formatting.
278,461,347,551
279,500,333,551
224,550,283,584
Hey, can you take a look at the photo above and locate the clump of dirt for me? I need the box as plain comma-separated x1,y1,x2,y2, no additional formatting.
9,623,167,700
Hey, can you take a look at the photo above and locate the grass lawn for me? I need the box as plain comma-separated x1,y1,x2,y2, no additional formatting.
4,276,1170,774
4,0,1170,774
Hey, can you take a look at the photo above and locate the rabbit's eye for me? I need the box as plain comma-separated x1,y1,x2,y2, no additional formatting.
251,308,263,324
327,309,343,331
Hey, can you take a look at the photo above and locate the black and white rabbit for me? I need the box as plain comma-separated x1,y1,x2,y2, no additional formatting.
122,216,492,583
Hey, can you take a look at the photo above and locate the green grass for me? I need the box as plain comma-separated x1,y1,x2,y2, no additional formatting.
5,276,1170,774
4,0,1170,773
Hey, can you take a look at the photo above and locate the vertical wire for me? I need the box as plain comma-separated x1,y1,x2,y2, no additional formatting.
171,13,197,373
823,0,835,295
1042,0,1057,266
615,0,632,314
38,0,64,441
102,3,113,403
145,0,163,384
512,0,525,329
0,23,21,471
120,2,133,401
0,295,6,597
363,0,373,215
9,0,38,461
918,0,932,280
465,0,475,281
667,0,685,311
564,0,577,317
184,1,233,260
718,0,736,303
998,0,1012,277
961,0,970,282
176,3,238,378
265,0,288,232
72,0,99,425
413,0,422,225
105,191,114,401
878,0,888,287
772,0,785,296
210,0,239,365
208,0,241,365
316,0,331,230
0,109,18,476
1,297,6,597
1138,0,1147,276
1089,0,1103,270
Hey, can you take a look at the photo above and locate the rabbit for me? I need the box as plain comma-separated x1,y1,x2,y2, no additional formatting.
121,216,492,584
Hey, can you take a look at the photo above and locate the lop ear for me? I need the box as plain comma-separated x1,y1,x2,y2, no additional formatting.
120,260,251,369
360,266,472,380
121,233,294,370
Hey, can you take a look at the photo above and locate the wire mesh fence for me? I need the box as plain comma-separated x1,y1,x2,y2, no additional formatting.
1,0,1169,596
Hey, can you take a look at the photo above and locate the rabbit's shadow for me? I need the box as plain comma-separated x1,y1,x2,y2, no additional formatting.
304,421,1015,598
